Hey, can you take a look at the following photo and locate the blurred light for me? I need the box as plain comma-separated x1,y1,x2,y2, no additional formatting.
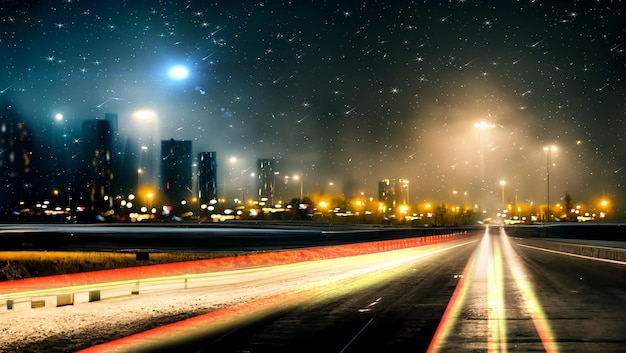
133,110,156,120
168,65,189,80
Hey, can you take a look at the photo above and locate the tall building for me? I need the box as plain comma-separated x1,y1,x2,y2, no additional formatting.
256,158,275,204
0,113,34,213
161,139,192,205
197,151,218,204
105,112,133,196
79,119,114,214
378,178,409,211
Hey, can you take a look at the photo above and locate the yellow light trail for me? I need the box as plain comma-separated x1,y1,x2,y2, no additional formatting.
499,228,559,353
76,239,479,353
488,233,506,352
429,226,559,353
426,228,485,353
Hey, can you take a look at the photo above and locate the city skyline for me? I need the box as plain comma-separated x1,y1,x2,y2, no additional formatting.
0,110,615,222
0,1,624,216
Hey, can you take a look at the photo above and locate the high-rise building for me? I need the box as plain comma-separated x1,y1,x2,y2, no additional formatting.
197,151,218,204
105,112,134,196
0,113,34,213
378,178,409,211
79,119,114,214
161,139,192,205
257,158,275,204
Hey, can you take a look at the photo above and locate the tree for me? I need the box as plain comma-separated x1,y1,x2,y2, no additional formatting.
563,192,575,221
433,204,448,227
288,196,313,220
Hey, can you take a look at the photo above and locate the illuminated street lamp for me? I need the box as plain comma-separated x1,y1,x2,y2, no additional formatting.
600,199,609,219
293,175,303,199
284,175,304,200
543,145,557,222
52,113,72,214
133,109,158,187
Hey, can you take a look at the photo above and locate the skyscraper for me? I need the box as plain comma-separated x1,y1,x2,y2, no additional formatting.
79,119,114,214
197,151,218,204
105,112,134,196
161,139,192,205
257,158,275,204
378,178,409,212
0,112,34,214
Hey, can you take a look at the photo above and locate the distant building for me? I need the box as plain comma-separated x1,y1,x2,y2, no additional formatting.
161,139,192,205
197,151,218,204
256,158,276,204
79,119,114,214
378,178,409,211
0,115,34,211
105,112,133,196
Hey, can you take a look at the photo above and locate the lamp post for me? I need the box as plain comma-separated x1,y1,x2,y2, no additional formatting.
133,110,158,187
543,145,557,222
293,175,303,199
53,113,71,215
474,121,494,211
285,175,303,200
273,171,279,204
500,180,506,213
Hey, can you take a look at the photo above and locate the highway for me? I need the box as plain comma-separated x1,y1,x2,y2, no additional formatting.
1,226,625,352
128,226,626,353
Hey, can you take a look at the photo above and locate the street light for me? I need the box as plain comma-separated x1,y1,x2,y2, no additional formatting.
133,110,158,187
543,145,557,222
285,175,303,200
293,175,303,199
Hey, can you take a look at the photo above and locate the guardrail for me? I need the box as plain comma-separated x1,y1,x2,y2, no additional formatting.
0,271,249,311
517,239,626,262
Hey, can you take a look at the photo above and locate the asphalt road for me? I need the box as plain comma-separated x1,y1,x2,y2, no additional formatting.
2,225,625,353
139,226,626,353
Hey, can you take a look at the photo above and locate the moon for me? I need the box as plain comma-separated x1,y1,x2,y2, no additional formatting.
167,65,189,80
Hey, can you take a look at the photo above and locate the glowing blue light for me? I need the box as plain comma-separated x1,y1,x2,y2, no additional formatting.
168,65,189,80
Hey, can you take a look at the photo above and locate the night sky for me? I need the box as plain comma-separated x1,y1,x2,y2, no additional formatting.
1,1,624,214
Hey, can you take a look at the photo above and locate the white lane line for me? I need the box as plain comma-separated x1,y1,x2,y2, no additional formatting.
517,244,626,265
358,296,382,312
339,317,374,353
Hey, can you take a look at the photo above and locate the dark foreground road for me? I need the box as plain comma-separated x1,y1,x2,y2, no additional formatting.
139,226,626,353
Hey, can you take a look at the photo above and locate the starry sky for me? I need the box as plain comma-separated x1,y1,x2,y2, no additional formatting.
1,0,624,214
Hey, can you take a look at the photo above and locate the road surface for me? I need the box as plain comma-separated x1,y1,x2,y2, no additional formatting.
134,226,626,353
1,226,625,352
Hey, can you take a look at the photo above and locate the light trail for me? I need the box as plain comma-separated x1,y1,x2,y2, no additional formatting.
426,229,484,353
488,234,506,352
499,228,559,353
76,239,479,353
429,227,560,352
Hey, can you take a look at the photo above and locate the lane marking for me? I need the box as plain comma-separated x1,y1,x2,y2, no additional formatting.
358,297,382,312
517,244,626,265
339,318,374,353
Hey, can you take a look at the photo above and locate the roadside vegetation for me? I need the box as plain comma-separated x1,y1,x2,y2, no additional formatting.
0,251,241,281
